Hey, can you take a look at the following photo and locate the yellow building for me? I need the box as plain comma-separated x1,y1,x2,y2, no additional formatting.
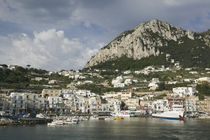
41,89,62,98
197,97,210,114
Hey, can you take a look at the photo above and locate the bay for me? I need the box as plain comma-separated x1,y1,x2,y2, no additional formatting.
0,118,210,140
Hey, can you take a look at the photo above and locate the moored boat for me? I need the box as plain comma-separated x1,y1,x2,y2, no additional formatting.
47,120,64,126
114,117,124,120
152,104,185,120
47,117,79,126
152,111,184,120
111,111,130,118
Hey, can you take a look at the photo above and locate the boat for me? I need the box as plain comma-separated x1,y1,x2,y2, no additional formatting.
111,111,130,118
114,117,124,120
71,118,79,124
47,117,79,126
152,111,184,120
152,104,185,120
47,120,64,126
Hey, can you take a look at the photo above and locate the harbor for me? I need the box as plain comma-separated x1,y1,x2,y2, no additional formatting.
1,118,210,140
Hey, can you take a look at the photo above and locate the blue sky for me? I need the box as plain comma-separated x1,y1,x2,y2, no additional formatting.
0,0,210,71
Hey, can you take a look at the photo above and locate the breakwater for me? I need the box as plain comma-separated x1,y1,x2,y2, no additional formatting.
0,118,52,126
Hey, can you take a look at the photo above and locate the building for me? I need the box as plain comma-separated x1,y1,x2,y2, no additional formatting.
197,97,210,114
195,77,210,84
48,96,63,109
41,89,62,97
167,98,185,110
172,87,196,97
10,93,26,112
88,96,101,114
148,78,159,90
124,98,140,110
111,76,125,88
9,92,47,113
185,96,199,113
102,92,133,101
151,99,169,112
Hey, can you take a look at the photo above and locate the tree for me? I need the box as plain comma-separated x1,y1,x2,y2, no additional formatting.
157,82,166,91
120,101,127,110
196,82,210,97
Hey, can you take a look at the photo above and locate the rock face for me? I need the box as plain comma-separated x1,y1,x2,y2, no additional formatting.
85,19,209,68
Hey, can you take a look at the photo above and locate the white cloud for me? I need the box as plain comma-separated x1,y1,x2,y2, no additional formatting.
0,0,210,71
0,29,100,71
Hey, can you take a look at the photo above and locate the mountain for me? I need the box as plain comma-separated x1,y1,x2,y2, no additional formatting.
85,19,210,70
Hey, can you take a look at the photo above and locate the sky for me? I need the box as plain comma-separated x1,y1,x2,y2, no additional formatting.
0,0,210,71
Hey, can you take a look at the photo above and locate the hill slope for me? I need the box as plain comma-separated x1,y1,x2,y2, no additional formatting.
85,19,210,70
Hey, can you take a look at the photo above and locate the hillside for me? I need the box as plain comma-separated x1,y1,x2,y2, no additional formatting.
85,19,210,70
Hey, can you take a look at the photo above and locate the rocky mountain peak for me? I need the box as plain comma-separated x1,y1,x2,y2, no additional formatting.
85,19,208,69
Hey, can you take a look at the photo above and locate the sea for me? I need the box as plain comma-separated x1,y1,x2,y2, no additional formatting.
0,118,210,140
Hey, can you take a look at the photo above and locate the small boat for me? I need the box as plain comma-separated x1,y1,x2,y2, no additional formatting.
71,118,79,124
47,117,79,126
114,117,124,120
111,111,130,118
47,120,64,126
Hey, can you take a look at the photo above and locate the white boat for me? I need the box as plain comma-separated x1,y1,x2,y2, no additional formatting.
152,104,185,120
47,117,79,126
47,120,64,126
89,116,99,120
111,111,130,118
152,110,184,120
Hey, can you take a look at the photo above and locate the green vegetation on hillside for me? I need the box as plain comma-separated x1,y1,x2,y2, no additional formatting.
0,67,29,83
152,94,167,100
196,82,210,100
76,84,121,94
0,66,73,90
157,82,191,91
161,36,210,68
91,54,169,70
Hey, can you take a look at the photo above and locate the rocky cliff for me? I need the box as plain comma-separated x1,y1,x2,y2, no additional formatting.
85,19,210,69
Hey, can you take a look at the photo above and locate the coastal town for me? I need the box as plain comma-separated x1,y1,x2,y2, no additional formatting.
0,62,210,126
1,0,210,139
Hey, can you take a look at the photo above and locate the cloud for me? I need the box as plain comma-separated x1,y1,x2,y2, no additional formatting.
1,0,210,32
0,0,210,70
0,29,101,71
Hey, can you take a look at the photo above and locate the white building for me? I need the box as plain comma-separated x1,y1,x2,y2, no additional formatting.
195,77,210,83
48,80,57,84
148,83,159,90
10,93,26,110
48,96,63,109
172,87,196,97
148,78,159,90
112,76,125,88
10,92,47,111
124,98,140,110
124,79,133,86
151,99,169,112
102,92,132,101
123,70,131,74
74,90,96,97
